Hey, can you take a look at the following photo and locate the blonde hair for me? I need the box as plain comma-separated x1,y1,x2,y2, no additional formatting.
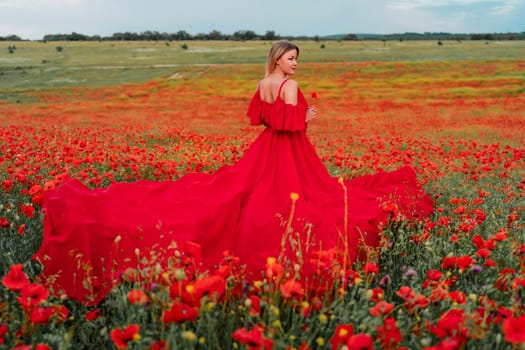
265,40,300,77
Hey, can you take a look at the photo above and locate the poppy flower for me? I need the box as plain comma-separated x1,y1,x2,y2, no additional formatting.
127,289,150,305
86,308,101,321
346,333,374,349
1,180,13,192
502,315,525,344
369,301,394,317
19,204,35,219
29,306,54,324
2,264,30,292
280,279,305,299
232,326,273,350
376,317,402,348
396,286,415,301
149,340,168,350
0,324,7,344
35,345,52,350
363,262,379,274
193,274,226,301
17,283,50,311
110,324,141,350
247,295,261,316
330,324,354,349
0,217,9,228
162,300,199,323
456,255,475,271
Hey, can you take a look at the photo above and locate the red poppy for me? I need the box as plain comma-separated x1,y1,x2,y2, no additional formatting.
346,333,374,349
369,301,394,317
19,204,35,219
330,324,354,349
493,228,507,241
29,306,54,324
162,300,199,323
193,274,226,301
1,180,13,192
232,326,273,350
248,295,261,316
280,279,305,299
149,340,168,350
35,344,52,350
376,317,402,349
0,323,7,345
17,283,50,311
427,269,443,281
110,324,141,350
428,309,467,339
363,262,379,274
127,289,149,305
2,264,30,292
0,217,9,228
448,290,466,304
396,286,415,301
441,256,457,270
502,314,525,344
368,287,384,302
456,256,475,271
86,308,101,321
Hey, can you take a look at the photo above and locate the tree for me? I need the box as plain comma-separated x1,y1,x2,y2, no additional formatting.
262,30,278,40
173,30,191,40
207,30,223,40
232,30,257,41
342,34,358,41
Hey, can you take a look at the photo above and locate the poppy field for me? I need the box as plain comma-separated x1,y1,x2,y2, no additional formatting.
1,41,525,349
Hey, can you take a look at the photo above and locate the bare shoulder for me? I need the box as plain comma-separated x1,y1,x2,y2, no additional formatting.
281,79,298,104
282,79,298,95
283,79,298,90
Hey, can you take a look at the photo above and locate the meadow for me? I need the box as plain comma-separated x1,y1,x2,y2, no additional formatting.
0,40,524,349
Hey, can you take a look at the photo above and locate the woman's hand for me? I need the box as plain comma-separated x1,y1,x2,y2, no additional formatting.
306,106,318,123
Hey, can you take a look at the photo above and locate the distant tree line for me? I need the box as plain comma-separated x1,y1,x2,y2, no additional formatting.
355,32,525,41
1,30,524,42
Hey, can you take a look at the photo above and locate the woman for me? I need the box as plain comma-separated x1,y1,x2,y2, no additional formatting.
34,40,433,305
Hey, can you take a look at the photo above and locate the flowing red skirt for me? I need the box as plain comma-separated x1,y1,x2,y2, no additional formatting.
34,127,433,304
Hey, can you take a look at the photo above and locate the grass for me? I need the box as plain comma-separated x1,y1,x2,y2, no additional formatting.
1,40,525,91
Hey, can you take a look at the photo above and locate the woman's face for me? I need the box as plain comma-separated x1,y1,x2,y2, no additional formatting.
275,49,298,76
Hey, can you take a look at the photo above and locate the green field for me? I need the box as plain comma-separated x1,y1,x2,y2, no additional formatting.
1,40,524,91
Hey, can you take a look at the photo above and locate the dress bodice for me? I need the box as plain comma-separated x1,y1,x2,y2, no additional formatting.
246,80,309,131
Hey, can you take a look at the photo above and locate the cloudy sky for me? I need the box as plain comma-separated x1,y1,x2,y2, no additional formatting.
1,0,524,40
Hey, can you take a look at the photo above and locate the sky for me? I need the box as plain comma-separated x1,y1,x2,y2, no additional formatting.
1,0,524,40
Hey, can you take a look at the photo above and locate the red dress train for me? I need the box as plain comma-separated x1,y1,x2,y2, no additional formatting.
34,81,433,304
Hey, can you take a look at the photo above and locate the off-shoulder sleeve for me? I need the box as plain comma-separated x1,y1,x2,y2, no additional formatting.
246,90,263,126
263,103,307,131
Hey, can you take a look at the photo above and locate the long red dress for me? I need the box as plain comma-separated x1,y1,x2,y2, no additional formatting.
34,80,433,304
